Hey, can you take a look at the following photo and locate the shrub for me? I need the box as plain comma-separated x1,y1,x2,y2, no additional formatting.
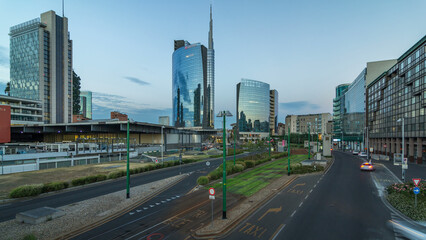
244,160,255,168
9,184,43,198
197,176,209,185
71,177,87,186
208,169,222,181
147,164,155,171
236,161,246,169
232,164,244,173
108,171,122,179
95,174,107,181
290,165,324,174
42,182,68,193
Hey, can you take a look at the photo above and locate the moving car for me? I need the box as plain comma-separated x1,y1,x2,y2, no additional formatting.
352,150,359,155
360,162,375,171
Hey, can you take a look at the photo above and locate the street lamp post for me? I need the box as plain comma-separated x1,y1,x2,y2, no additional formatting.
217,110,233,219
161,126,165,165
268,132,271,157
1,146,4,175
308,123,311,160
397,118,405,181
288,127,291,176
233,128,236,166
126,119,130,199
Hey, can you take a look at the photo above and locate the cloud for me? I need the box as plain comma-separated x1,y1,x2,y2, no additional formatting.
124,76,150,86
279,101,321,118
0,46,9,67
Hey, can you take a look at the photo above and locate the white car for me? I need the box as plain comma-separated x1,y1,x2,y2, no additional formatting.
358,152,367,157
352,151,359,155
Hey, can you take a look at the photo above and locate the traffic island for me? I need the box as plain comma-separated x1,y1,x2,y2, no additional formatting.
193,174,298,239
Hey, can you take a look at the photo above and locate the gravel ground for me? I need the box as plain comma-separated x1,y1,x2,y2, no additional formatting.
0,174,186,240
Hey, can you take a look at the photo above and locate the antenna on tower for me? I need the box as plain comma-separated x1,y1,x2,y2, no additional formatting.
62,0,64,17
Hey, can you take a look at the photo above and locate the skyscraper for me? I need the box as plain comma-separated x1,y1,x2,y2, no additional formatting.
205,5,215,129
9,10,73,124
79,91,92,119
236,79,270,139
172,5,215,129
172,41,207,128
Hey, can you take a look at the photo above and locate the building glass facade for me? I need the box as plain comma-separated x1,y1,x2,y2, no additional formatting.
367,35,426,164
9,11,72,124
79,91,92,119
206,5,215,128
9,18,41,101
343,68,366,149
333,84,349,139
172,41,207,128
237,79,270,134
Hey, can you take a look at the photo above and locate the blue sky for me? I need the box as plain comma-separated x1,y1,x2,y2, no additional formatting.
0,0,425,126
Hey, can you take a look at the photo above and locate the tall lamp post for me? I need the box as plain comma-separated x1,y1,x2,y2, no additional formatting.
397,118,405,181
308,122,311,160
233,128,236,166
288,127,291,176
126,119,130,199
161,126,165,165
217,110,233,219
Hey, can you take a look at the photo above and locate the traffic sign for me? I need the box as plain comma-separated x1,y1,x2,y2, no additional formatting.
206,161,210,166
155,159,158,163
413,178,421,187
413,187,420,195
384,144,387,148
209,195,215,200
209,187,215,196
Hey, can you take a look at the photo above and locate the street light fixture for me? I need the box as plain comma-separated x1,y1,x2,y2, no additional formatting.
397,117,405,181
217,110,232,219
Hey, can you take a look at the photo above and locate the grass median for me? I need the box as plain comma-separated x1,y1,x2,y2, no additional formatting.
208,154,322,197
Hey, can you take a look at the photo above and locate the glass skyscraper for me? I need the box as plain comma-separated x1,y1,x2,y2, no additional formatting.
79,91,92,119
237,79,270,136
172,41,207,128
9,10,73,124
172,5,215,129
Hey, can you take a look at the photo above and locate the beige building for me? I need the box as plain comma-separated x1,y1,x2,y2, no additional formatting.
285,113,332,136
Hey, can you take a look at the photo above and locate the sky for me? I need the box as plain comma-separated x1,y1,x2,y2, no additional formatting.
0,0,425,127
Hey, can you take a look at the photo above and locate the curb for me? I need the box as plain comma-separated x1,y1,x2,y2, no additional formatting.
191,175,299,239
56,174,188,240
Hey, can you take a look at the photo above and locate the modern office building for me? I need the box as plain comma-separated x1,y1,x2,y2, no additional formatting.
172,6,215,129
172,41,207,128
269,90,278,135
236,79,270,140
285,113,332,136
9,10,73,124
159,116,170,126
0,95,43,125
333,84,349,142
367,35,426,164
79,91,92,119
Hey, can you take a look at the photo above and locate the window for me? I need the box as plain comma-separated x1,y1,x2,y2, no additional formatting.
415,80,420,87
408,57,411,65
416,50,420,59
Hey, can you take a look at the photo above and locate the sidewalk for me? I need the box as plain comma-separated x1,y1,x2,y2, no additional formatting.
370,154,426,183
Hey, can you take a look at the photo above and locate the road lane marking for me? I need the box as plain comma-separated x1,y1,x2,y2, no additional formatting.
166,199,171,201
257,206,282,221
305,195,309,200
129,212,134,215
270,224,285,240
143,207,148,210
136,210,142,213
309,189,313,193
291,210,296,217
149,205,154,207
155,203,160,205
161,201,166,203
239,222,267,238
299,202,303,207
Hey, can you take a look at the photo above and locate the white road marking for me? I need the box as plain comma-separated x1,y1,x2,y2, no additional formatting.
161,201,166,203
143,207,148,210
291,210,297,217
136,210,142,212
309,189,313,193
271,224,286,240
149,205,154,208
313,184,317,188
155,203,160,205
166,199,171,201
299,202,303,207
129,212,134,215
305,195,309,200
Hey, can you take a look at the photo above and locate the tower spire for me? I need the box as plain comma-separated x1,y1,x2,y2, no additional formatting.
208,4,213,49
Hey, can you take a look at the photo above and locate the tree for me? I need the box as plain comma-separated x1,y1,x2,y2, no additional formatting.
72,71,81,115
4,82,10,96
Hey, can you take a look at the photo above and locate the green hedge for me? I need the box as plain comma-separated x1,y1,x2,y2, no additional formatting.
22,234,38,240
289,165,324,174
244,160,255,168
9,181,71,198
197,176,209,185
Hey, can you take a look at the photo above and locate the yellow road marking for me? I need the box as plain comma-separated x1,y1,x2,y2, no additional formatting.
257,206,282,221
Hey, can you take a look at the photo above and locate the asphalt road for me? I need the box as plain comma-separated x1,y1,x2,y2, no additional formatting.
228,151,395,240
0,152,253,223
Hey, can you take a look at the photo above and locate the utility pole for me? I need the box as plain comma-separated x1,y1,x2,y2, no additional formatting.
288,127,291,176
308,123,311,160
